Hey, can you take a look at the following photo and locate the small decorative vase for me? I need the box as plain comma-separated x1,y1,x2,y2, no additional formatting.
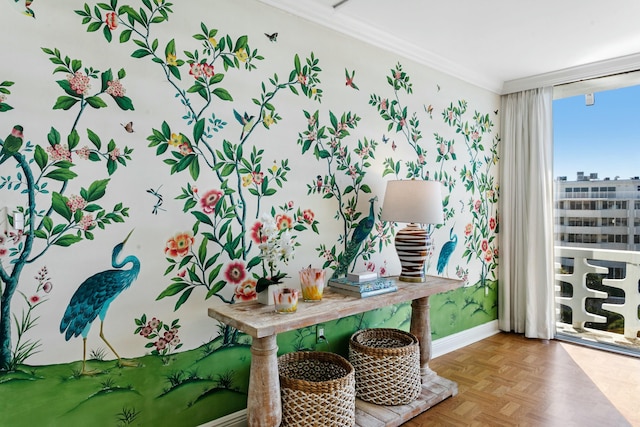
256,284,279,305
274,287,299,314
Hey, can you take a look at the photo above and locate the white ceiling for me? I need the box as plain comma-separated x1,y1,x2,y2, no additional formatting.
259,0,640,94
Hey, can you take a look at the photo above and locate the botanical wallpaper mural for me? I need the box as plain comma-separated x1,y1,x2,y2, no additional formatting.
0,0,499,426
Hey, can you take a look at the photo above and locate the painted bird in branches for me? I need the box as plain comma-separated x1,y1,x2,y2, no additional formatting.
0,125,24,165
60,230,140,374
437,227,458,276
8,0,35,17
233,109,254,140
332,197,377,279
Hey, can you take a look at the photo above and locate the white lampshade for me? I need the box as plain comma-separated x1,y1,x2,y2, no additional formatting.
381,180,444,282
381,180,444,225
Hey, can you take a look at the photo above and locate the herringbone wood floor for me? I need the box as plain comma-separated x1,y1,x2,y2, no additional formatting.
404,332,639,427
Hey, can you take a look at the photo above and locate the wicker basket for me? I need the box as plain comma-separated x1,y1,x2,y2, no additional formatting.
278,351,356,427
349,328,421,405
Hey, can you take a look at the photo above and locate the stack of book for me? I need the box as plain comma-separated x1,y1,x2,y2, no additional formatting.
328,275,397,298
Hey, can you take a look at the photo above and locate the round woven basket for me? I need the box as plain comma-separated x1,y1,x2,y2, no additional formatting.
349,328,421,405
278,351,355,427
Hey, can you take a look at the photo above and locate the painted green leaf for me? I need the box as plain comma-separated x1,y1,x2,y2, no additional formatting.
34,145,48,170
132,48,151,58
113,95,134,111
67,129,80,150
189,156,200,180
84,179,110,202
193,118,205,143
86,128,102,149
53,96,79,110
212,88,232,101
156,282,189,300
205,280,226,299
192,211,213,226
45,168,78,181
53,234,83,247
174,287,194,310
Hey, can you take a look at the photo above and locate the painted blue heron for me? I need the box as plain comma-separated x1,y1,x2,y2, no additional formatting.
60,230,140,374
332,197,377,279
437,227,457,276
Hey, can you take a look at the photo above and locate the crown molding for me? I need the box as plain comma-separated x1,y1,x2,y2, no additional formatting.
256,0,504,93
502,52,640,94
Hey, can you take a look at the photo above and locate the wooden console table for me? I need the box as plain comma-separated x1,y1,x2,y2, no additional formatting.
208,275,463,427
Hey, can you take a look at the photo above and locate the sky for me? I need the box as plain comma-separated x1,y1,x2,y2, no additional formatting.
553,84,640,181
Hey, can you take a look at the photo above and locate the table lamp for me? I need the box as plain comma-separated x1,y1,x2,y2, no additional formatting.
381,180,444,282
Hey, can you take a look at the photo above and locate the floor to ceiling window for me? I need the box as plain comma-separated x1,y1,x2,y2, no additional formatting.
553,74,640,357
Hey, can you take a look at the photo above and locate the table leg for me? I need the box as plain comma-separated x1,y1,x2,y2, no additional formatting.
247,335,281,427
410,296,436,380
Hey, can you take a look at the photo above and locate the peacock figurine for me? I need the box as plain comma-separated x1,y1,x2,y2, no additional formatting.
332,196,377,279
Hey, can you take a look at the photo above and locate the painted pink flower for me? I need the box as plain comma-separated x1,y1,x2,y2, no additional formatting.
139,326,153,337
155,338,167,351
484,251,493,262
399,118,406,128
366,262,375,272
79,214,96,231
66,195,87,213
67,71,91,95
287,201,294,209
481,239,488,252
202,63,215,78
251,221,266,244
47,144,72,162
464,223,473,236
164,231,195,258
106,79,126,97
235,279,257,302
200,189,223,214
75,146,91,160
189,63,203,78
471,131,479,141
177,269,186,278
276,214,293,231
489,217,496,230
302,209,314,223
0,248,7,257
29,295,40,304
149,317,160,329
105,12,118,30
163,331,175,341
380,99,388,111
179,143,193,155
474,200,482,212
252,171,264,185
297,73,308,85
109,147,121,161
170,336,180,346
224,261,246,284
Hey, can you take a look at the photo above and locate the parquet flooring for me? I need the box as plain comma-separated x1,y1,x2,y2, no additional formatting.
403,332,638,427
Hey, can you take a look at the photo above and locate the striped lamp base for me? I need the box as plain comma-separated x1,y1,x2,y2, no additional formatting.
394,223,430,282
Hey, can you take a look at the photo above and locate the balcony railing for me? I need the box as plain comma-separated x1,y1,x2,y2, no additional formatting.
555,246,640,349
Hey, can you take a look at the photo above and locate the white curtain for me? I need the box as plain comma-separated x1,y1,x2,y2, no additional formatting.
498,87,555,339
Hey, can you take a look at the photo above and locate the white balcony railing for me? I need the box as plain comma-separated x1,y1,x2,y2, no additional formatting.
555,246,640,340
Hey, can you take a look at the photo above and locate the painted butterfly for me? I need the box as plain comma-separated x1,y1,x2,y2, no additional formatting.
121,121,134,133
265,32,278,42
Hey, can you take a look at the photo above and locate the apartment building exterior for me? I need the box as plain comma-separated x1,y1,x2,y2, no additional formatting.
555,171,640,278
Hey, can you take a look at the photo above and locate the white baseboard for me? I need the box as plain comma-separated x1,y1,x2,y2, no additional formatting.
432,319,499,358
201,320,500,427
